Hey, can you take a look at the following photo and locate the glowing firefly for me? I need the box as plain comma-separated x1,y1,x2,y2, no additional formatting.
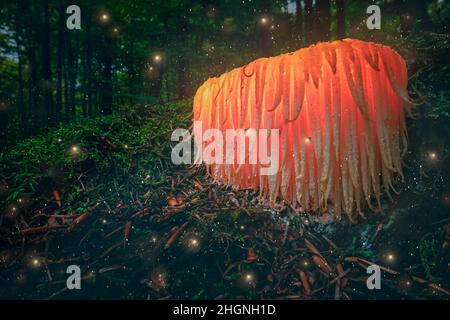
242,272,256,286
29,257,41,268
189,238,199,247
386,253,395,262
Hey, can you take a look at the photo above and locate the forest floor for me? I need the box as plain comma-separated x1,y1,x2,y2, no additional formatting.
0,101,449,300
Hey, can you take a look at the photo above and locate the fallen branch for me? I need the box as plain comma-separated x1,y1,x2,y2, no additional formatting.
69,203,100,230
299,270,311,295
18,225,66,236
411,276,450,296
123,221,132,245
98,265,129,274
164,222,188,250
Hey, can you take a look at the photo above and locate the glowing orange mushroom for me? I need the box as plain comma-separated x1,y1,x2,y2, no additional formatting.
193,39,412,221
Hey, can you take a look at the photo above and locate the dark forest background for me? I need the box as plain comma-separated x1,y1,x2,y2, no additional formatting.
0,0,449,149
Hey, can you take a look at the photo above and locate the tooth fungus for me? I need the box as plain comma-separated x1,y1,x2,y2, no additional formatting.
193,39,412,221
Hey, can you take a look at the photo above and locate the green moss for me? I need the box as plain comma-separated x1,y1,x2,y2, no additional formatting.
0,101,192,209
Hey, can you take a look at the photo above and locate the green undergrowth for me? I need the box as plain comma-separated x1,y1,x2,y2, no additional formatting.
0,100,192,213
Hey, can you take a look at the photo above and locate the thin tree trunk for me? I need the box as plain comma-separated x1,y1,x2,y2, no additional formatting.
65,26,77,120
336,0,345,39
100,34,113,115
64,35,71,121
85,13,93,117
56,4,64,123
70,47,78,118
315,0,331,41
152,66,163,99
14,5,26,136
41,0,53,125
259,21,272,56
24,0,40,132
295,0,303,44
304,0,315,45
178,21,191,99
128,40,135,104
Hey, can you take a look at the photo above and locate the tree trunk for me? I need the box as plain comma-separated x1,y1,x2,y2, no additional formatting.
336,0,345,39
64,25,77,120
70,48,77,118
24,0,40,132
315,0,331,42
178,21,192,99
85,13,93,117
15,3,26,135
151,64,163,99
65,33,72,121
56,4,64,123
64,57,69,121
128,39,135,104
41,0,53,125
178,54,190,99
100,34,113,115
295,0,303,44
258,19,272,56
304,0,315,45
